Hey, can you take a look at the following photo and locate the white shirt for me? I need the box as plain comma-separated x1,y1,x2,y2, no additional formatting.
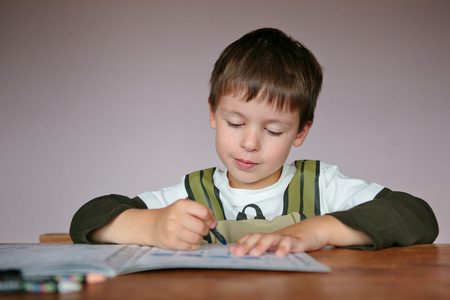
138,161,384,220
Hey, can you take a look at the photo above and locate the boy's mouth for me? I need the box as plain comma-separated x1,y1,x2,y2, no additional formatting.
235,158,258,170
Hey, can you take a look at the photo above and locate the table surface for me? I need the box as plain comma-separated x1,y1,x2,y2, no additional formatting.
3,244,449,299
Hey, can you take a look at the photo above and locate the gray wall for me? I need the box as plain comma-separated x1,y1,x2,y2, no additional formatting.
1,0,449,243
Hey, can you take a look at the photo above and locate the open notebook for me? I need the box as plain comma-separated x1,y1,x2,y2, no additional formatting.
0,243,330,279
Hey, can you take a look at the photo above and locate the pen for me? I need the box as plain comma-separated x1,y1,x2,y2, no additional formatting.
186,196,227,245
210,227,227,245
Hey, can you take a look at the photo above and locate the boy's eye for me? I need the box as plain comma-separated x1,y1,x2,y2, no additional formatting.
227,121,243,128
266,129,282,136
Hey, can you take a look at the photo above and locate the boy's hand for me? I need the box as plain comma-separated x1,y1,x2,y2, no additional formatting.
149,199,217,250
229,233,311,257
229,215,372,256
90,199,217,250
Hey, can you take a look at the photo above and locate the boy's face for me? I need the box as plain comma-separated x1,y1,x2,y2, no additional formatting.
210,94,311,190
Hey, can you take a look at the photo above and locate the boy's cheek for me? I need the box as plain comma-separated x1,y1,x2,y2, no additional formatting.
216,128,236,145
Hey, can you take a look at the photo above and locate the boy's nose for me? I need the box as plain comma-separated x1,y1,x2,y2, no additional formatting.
240,128,261,152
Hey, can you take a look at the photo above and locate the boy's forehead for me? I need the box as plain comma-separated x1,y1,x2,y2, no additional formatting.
219,90,300,114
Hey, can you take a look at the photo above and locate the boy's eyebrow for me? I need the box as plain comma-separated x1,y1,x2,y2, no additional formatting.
221,109,244,118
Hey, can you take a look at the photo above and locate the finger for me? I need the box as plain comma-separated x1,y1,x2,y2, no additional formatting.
190,244,200,251
231,233,269,256
274,236,311,256
247,234,283,257
178,226,206,245
158,223,202,251
157,236,199,252
228,233,252,255
183,201,213,220
181,214,211,237
286,237,309,254
182,201,218,228
228,234,248,254
274,236,293,257
207,209,218,229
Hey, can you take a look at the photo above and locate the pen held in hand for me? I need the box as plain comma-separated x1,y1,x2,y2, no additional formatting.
210,227,227,245
185,196,227,245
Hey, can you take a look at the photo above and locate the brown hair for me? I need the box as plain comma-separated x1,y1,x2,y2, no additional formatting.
209,28,323,132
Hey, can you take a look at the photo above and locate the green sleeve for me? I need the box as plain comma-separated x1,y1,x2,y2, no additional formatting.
328,188,439,250
69,194,148,244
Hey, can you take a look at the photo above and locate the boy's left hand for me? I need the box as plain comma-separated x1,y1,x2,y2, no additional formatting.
228,233,311,257
229,215,372,256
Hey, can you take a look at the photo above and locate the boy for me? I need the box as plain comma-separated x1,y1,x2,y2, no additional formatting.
70,28,438,256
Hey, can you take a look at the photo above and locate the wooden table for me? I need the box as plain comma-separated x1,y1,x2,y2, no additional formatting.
2,244,449,299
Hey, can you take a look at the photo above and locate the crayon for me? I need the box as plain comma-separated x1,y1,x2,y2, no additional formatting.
22,273,107,294
22,278,81,294
0,269,23,293
54,273,108,285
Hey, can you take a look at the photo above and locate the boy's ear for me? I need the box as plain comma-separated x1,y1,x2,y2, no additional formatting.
209,99,217,129
293,121,313,147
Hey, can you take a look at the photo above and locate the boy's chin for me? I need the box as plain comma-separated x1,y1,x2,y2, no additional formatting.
227,171,278,190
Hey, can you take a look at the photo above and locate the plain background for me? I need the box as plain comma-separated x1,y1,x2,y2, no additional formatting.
1,0,449,244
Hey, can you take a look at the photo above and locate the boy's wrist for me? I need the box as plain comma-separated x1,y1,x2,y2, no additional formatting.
274,215,330,250
320,215,372,247
90,208,157,246
275,215,372,250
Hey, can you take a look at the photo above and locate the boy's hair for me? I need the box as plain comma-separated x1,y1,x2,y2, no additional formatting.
209,28,323,132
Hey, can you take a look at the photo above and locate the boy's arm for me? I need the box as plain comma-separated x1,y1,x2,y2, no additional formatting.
70,194,148,244
70,194,218,249
230,188,439,256
328,188,439,250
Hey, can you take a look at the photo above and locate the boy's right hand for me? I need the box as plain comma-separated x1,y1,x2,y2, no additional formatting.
90,199,217,250
148,199,218,250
